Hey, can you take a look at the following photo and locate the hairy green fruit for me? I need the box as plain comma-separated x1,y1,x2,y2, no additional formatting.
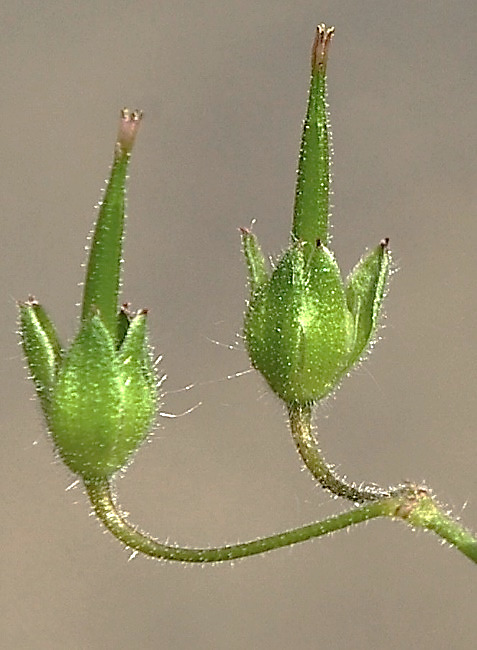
20,110,158,480
242,25,390,406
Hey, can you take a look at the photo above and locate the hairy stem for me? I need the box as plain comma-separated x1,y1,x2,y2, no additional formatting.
85,478,400,562
289,403,410,502
85,478,477,564
404,489,477,564
288,404,477,563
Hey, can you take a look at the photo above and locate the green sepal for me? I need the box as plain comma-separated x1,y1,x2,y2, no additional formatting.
241,228,269,294
346,240,390,367
29,300,62,366
48,310,157,480
117,310,157,460
49,313,124,480
244,242,353,405
19,299,61,413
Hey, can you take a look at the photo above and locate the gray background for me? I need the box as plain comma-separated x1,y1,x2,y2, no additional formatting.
2,1,476,648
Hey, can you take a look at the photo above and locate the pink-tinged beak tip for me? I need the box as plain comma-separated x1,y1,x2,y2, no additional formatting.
116,108,143,155
311,24,335,73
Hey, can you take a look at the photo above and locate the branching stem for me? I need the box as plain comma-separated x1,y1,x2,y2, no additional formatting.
85,477,477,564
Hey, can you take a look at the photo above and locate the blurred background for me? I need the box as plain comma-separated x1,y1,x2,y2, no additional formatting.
2,1,476,648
